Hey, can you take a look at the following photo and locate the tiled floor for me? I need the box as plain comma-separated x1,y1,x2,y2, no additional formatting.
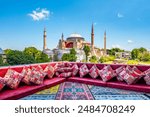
20,82,150,100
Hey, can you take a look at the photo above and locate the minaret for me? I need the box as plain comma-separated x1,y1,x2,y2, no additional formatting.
104,31,107,56
91,24,94,50
91,24,96,56
61,33,64,41
43,28,47,50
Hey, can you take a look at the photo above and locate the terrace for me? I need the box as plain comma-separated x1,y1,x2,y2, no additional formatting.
0,62,150,100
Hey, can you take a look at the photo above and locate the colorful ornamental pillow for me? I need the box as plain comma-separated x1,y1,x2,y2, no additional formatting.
4,69,23,89
0,77,5,91
56,67,72,73
58,72,72,78
22,68,32,85
72,64,79,76
144,73,150,85
30,70,45,85
117,66,132,82
144,68,150,75
115,66,125,75
132,66,143,77
32,65,47,77
44,65,55,78
89,65,99,79
123,72,141,85
98,65,116,82
79,64,89,77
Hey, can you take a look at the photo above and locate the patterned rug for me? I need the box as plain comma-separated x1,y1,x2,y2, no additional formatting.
20,82,150,100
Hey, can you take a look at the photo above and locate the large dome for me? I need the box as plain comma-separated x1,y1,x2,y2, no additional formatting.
69,33,83,38
67,33,84,41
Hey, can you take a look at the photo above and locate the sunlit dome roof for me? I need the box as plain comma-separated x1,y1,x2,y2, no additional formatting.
69,33,83,38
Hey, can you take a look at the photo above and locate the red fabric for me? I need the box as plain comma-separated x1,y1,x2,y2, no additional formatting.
144,68,150,75
22,68,32,85
44,65,55,78
89,65,99,79
144,73,150,85
72,64,79,76
0,77,5,91
79,64,89,77
98,65,116,82
4,69,23,89
0,78,66,100
58,72,72,78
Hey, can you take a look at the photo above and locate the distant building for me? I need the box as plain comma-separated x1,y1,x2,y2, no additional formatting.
43,24,107,61
115,51,131,59
0,48,7,63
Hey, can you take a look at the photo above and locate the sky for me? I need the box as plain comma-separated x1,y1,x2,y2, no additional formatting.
0,0,150,51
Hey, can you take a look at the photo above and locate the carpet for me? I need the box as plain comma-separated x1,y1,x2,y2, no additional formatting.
20,82,150,100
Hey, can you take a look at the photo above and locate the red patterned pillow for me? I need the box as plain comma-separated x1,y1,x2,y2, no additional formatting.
22,68,32,85
32,65,46,77
115,66,125,75
55,72,60,77
30,70,45,85
0,77,5,91
72,64,79,76
4,69,23,89
57,62,72,68
117,66,132,82
58,72,72,78
21,66,30,77
56,67,72,72
89,65,99,79
144,73,150,85
44,65,55,78
144,68,150,75
98,65,116,82
79,64,89,77
123,72,141,85
132,66,143,76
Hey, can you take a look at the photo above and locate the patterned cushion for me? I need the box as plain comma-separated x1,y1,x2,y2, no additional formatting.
0,77,5,91
57,62,72,68
144,68,150,75
98,65,116,82
56,67,72,73
32,65,46,77
4,69,23,89
79,64,89,77
58,72,72,78
144,73,150,85
115,66,125,75
22,68,32,85
117,66,132,82
123,72,141,85
44,65,55,78
55,72,60,77
89,65,99,79
72,64,79,76
30,70,45,85
21,66,30,77
132,66,143,76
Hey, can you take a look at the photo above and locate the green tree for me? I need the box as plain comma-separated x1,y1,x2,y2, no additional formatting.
139,47,147,53
61,53,70,61
0,55,3,65
131,48,140,60
70,48,76,55
89,56,98,63
108,48,124,56
23,47,38,60
83,46,90,62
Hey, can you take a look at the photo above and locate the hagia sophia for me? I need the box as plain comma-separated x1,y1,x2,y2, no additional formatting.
43,24,107,61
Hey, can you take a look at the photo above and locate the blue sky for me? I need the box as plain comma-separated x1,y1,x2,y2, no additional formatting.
0,0,150,51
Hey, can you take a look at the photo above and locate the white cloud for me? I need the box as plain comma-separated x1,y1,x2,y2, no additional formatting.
128,40,133,43
117,13,124,18
112,44,121,48
28,8,51,21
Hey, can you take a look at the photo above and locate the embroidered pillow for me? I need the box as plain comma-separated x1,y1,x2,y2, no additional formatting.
44,65,55,78
22,68,32,85
0,77,5,91
89,65,99,79
72,64,79,76
58,72,72,78
144,73,150,85
79,64,89,77
32,65,46,77
30,70,45,85
98,65,116,82
4,69,23,89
